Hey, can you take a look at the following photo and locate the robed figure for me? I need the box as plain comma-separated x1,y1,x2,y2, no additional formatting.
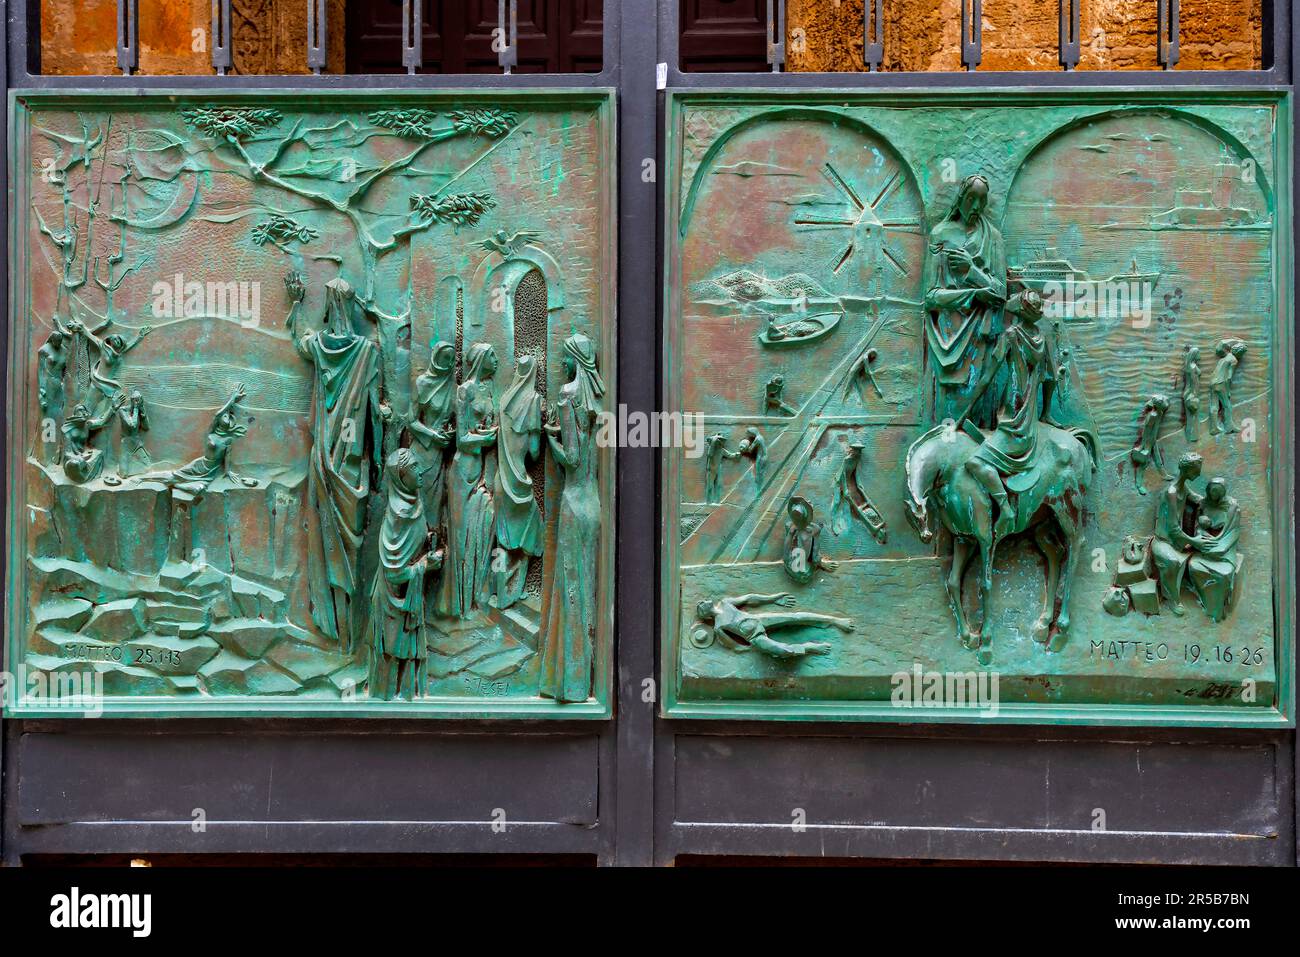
437,342,500,618
288,276,387,655
923,174,1007,428
957,291,1058,539
409,341,457,533
493,354,545,608
539,333,605,703
1186,478,1242,622
370,449,443,701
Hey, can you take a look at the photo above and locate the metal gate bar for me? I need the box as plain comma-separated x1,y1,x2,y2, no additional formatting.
1059,0,1080,71
115,0,138,75
402,0,423,75
212,0,232,75
1159,0,1182,69
863,0,883,72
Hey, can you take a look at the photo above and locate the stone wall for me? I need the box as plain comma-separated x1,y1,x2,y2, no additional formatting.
787,0,1262,72
40,0,345,75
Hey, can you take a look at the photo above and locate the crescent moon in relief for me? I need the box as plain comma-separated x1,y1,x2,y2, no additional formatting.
118,167,201,232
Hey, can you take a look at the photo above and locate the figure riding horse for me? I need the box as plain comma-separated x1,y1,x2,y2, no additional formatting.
904,290,1097,664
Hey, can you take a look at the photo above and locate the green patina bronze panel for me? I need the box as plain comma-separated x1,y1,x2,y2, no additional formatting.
663,89,1293,725
5,90,616,717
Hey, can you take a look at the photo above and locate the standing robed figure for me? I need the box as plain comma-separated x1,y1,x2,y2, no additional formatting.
288,276,388,655
539,333,605,703
370,448,443,700
923,174,1007,428
437,342,500,618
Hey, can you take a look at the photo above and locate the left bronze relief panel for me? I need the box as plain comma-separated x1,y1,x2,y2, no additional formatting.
5,91,616,717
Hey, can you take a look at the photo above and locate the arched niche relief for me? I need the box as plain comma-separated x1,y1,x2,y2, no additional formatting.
673,106,926,570
458,246,569,618
512,266,551,604
463,245,567,374
1001,107,1273,454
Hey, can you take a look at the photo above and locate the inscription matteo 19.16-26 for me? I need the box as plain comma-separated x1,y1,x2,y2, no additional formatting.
663,90,1292,725
6,91,616,717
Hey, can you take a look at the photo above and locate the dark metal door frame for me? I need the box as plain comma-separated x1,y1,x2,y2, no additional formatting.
0,0,1295,867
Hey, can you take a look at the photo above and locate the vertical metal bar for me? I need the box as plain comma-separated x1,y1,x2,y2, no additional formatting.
212,0,232,75
0,0,9,869
1291,0,1300,874
1158,0,1180,69
614,0,656,867
307,0,327,74
116,0,139,75
961,0,981,71
863,0,883,72
402,0,423,74
1059,0,1080,70
766,0,786,72
498,0,518,74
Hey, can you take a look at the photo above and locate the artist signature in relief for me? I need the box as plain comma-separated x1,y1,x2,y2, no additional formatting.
60,643,184,669
1089,639,1265,666
462,676,510,696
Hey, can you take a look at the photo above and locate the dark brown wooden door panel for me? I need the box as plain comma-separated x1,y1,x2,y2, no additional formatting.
346,0,602,73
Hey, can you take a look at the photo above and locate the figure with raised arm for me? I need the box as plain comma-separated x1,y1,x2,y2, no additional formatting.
64,317,151,406
286,275,388,655
169,385,253,496
61,394,125,484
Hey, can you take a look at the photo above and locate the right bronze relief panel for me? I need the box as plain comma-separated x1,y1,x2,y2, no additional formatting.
663,90,1293,725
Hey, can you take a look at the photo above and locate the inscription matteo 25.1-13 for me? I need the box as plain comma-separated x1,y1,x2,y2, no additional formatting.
6,91,616,717
663,90,1292,725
